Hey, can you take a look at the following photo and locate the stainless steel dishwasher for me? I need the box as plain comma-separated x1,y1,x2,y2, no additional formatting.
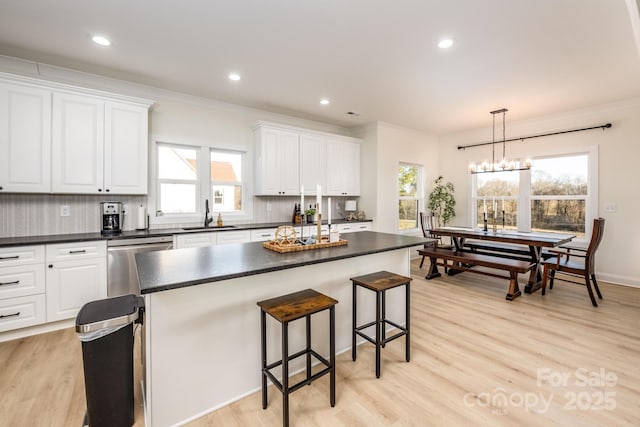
107,236,173,296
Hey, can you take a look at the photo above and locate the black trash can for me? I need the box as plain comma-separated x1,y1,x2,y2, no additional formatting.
76,294,144,427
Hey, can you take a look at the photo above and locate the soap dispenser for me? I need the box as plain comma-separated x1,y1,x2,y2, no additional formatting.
217,213,223,227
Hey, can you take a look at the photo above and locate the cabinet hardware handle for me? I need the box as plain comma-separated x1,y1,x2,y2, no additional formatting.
98,189,102,192
0,312,20,319
106,189,110,192
48,264,53,268
0,255,20,260
69,250,87,254
0,280,20,286
0,186,3,190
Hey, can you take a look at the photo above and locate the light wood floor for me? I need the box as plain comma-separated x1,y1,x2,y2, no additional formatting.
1,259,639,427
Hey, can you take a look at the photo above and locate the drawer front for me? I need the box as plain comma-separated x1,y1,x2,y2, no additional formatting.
250,229,276,242
175,233,217,249
0,245,45,267
353,223,371,232
46,241,107,262
216,230,250,245
0,294,46,333
0,264,45,300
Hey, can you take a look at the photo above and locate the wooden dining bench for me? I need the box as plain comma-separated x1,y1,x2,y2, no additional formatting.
417,247,535,300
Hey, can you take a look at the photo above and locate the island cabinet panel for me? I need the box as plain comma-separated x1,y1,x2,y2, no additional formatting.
142,243,413,427
0,83,52,193
254,125,300,195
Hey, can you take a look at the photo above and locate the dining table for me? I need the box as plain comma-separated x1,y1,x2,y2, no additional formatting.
431,227,575,294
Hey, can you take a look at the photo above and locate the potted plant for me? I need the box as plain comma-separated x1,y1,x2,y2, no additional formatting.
304,207,316,224
427,175,456,227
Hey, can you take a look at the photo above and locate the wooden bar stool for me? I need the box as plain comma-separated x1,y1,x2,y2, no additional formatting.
257,289,338,427
351,271,412,378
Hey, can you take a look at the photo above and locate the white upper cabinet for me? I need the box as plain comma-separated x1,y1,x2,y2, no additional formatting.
0,73,153,195
104,101,149,194
300,132,326,195
254,125,300,195
52,93,149,194
51,92,104,194
326,137,360,196
0,83,52,193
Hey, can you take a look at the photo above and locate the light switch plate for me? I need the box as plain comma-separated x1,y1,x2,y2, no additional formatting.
60,205,70,217
604,203,617,213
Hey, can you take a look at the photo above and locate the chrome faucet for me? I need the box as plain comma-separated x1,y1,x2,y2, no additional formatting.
204,199,213,227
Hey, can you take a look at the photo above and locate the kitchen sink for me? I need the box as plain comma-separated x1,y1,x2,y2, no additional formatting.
182,225,237,231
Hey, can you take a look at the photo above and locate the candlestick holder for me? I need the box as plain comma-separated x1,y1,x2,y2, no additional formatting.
483,212,488,232
317,213,322,241
502,210,505,230
492,216,497,233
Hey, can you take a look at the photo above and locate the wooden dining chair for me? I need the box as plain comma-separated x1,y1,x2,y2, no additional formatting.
541,218,605,307
418,212,454,270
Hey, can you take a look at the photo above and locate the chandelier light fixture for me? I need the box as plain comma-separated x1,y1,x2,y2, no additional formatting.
468,108,532,174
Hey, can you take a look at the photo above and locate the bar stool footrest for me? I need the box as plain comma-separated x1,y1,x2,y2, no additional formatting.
263,348,332,394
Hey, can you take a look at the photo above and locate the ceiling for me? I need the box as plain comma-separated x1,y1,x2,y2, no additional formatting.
1,0,639,134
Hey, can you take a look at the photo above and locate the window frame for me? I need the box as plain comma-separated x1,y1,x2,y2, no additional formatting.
397,162,424,233
156,142,201,216
469,146,598,243
149,139,251,226
209,148,245,213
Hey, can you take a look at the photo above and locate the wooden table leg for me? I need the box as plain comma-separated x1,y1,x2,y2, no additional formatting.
506,271,522,300
424,256,441,279
524,246,543,294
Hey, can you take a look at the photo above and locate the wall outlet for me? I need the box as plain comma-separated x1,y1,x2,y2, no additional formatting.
266,203,272,212
60,205,70,217
604,203,617,213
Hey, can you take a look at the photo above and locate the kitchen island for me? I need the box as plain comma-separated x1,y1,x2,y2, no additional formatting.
136,231,429,427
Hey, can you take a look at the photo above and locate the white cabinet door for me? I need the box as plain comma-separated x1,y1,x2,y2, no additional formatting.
341,140,360,195
45,241,107,322
326,137,360,196
175,233,218,249
255,126,299,195
300,133,326,194
250,229,277,242
104,101,149,194
216,230,250,245
0,83,52,193
51,92,104,194
46,256,107,322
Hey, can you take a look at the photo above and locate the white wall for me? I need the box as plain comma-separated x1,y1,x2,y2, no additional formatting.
358,122,439,235
438,99,640,286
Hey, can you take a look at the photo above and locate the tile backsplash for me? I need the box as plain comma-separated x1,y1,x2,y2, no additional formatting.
0,194,147,237
0,194,358,238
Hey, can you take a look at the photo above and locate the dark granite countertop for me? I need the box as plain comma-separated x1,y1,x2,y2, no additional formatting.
136,231,428,294
0,219,372,247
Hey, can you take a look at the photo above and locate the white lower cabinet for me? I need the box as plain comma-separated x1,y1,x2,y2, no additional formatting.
45,241,107,322
339,222,371,233
250,229,277,242
0,245,47,333
175,230,251,249
0,294,46,333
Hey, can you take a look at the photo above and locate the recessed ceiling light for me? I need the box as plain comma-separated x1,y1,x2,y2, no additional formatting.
92,35,111,46
228,73,241,81
438,38,454,49
320,98,330,105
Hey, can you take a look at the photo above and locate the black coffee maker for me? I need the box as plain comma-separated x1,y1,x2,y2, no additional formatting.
101,202,123,234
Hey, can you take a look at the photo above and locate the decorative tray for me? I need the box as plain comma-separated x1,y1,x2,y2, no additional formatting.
263,239,348,253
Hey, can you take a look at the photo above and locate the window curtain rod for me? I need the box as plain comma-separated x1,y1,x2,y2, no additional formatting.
457,123,612,150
